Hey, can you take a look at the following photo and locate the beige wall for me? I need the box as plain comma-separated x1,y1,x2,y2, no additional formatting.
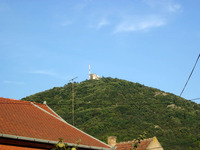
146,137,164,150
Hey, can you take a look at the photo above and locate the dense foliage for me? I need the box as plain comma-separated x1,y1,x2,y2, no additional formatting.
22,77,200,150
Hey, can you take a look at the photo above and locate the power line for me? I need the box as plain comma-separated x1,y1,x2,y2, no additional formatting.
180,54,200,97
188,97,200,101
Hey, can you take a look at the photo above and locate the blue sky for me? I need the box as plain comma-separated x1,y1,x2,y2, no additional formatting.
1,0,200,103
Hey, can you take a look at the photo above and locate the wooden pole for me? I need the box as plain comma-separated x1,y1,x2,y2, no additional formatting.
69,77,78,126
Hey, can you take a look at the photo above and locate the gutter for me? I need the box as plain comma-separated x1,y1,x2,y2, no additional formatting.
0,133,111,150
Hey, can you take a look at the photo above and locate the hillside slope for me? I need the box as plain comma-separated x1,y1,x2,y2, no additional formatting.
22,77,200,150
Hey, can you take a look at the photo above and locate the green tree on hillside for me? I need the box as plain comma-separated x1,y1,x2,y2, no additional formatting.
22,77,200,150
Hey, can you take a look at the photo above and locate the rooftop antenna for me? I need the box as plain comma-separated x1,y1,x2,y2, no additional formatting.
69,76,78,126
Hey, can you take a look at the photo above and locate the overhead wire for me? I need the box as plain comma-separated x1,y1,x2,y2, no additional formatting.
189,97,200,101
180,54,200,97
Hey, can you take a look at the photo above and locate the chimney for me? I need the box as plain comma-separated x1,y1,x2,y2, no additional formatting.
108,136,117,147
43,101,47,104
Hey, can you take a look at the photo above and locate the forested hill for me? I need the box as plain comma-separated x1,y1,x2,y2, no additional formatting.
22,77,200,150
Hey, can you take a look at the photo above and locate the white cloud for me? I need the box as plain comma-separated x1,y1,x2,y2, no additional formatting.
115,23,136,32
89,18,110,29
3,80,25,85
30,70,58,76
61,21,73,27
29,70,68,80
138,18,165,29
143,0,181,13
113,0,181,33
167,3,181,13
97,18,109,29
73,0,93,11
98,19,109,28
73,0,181,33
73,3,88,11
114,16,165,33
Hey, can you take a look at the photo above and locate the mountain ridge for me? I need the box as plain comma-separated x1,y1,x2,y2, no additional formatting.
22,77,200,150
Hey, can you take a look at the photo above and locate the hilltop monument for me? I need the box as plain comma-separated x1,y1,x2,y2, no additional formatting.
89,64,100,80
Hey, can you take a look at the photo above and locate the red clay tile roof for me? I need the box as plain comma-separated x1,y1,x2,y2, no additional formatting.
0,144,45,150
115,138,153,150
0,97,111,149
33,102,62,119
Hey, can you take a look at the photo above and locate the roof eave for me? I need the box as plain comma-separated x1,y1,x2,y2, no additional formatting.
0,133,111,150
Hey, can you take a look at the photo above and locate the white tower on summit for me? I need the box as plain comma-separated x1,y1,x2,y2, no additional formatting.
89,64,100,80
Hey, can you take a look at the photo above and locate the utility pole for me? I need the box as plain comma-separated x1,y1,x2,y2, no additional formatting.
69,76,78,126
